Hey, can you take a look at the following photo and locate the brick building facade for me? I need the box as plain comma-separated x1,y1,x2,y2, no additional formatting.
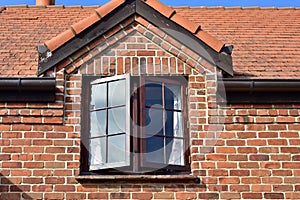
0,0,299,199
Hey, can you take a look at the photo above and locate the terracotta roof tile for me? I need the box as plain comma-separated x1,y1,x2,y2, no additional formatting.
71,12,101,34
95,0,125,18
196,30,224,52
45,29,75,52
170,12,200,34
144,0,175,18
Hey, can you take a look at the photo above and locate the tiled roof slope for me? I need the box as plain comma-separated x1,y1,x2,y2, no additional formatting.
0,5,299,78
0,6,96,76
174,7,300,78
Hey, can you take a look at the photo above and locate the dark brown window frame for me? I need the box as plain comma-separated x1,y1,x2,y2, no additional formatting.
80,74,190,175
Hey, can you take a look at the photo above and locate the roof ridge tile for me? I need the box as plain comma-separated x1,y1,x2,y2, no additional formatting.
71,12,101,34
5,4,28,8
144,0,175,18
95,0,125,18
241,6,261,9
170,12,200,34
45,29,75,52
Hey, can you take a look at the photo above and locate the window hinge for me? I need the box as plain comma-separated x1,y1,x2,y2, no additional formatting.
186,87,189,96
187,121,190,128
188,155,191,164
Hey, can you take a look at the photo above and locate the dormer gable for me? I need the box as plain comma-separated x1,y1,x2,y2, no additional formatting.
38,0,233,76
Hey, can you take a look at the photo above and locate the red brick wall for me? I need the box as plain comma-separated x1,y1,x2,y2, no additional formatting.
0,16,299,200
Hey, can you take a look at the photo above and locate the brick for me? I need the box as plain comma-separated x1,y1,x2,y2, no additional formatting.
228,155,248,161
2,147,22,153
10,170,31,176
0,193,21,200
22,193,43,199
242,193,263,199
251,169,271,176
273,185,293,191
230,170,250,176
285,193,300,199
230,185,250,192
281,147,300,153
273,170,293,176
249,154,269,161
219,177,240,184
88,193,109,199
262,177,282,184
45,177,65,184
220,193,241,199
198,193,219,199
44,193,64,200
252,185,272,192
241,177,261,184
261,162,281,169
23,178,43,184
208,169,228,176
239,162,259,168
24,162,44,168
0,186,9,192
237,147,257,153
258,132,278,138
127,192,152,200
283,162,300,168
110,193,130,199
264,193,284,199
55,185,75,192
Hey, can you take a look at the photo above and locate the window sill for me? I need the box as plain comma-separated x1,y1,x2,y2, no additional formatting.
76,174,200,183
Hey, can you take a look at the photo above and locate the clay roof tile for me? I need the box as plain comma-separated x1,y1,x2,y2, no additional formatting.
196,30,224,52
44,29,75,52
144,0,175,18
71,12,101,34
170,12,200,34
95,0,125,18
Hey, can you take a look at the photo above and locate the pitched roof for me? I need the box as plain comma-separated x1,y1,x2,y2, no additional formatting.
0,3,299,78
43,0,224,53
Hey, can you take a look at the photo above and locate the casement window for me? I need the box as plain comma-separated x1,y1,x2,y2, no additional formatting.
80,74,189,175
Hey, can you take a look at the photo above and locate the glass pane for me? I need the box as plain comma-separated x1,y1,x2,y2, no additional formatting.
145,108,164,135
90,110,106,137
108,79,126,107
165,84,181,110
146,136,164,164
108,134,126,163
166,111,183,137
91,83,107,109
89,137,106,166
145,82,162,107
108,107,126,135
167,138,184,166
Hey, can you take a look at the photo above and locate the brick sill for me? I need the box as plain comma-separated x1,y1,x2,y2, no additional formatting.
76,174,200,183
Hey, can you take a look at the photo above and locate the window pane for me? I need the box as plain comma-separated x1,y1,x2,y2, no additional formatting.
108,134,126,163
145,82,162,107
89,137,106,166
165,84,181,110
90,110,106,138
145,108,164,135
91,83,107,109
108,79,126,107
166,111,183,137
108,107,126,135
145,136,164,164
167,138,184,166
